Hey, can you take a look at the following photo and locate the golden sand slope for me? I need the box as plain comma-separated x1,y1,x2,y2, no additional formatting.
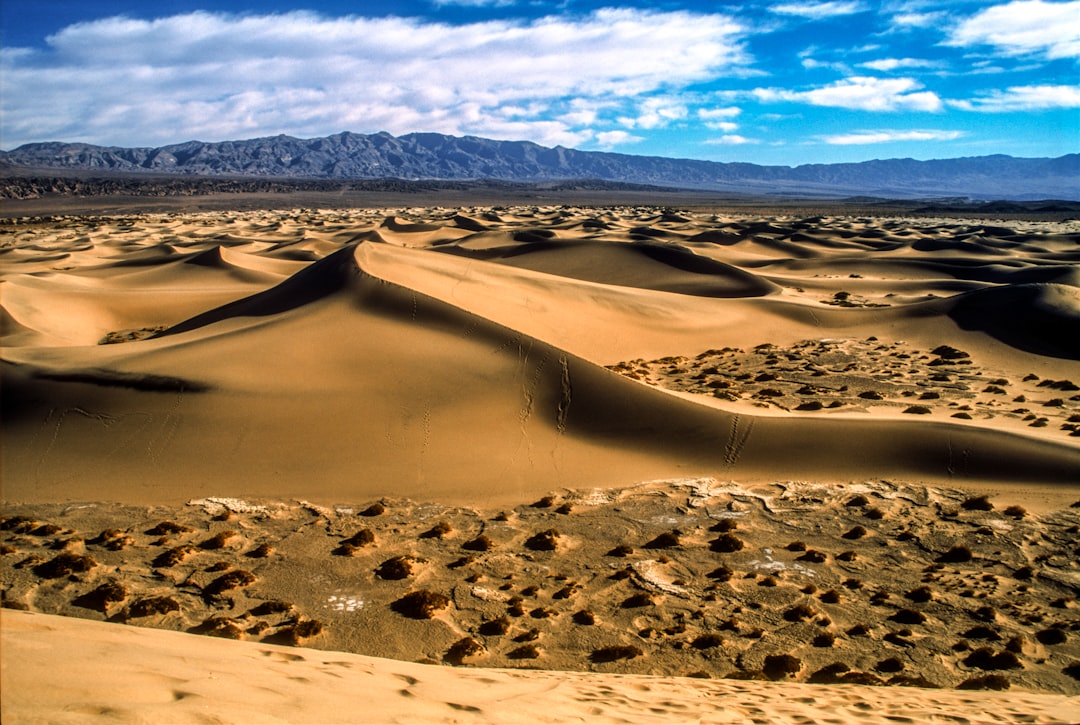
4,610,1078,725
2,206,1079,723
2,208,1078,506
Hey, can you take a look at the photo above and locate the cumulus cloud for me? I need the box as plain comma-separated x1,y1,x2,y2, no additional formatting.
948,0,1080,59
770,2,868,19
859,57,939,71
704,134,758,145
595,130,644,148
753,76,943,112
822,129,964,144
618,97,689,130
950,84,1080,111
0,8,749,148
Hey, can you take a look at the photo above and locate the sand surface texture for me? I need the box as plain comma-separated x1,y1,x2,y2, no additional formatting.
2,206,1079,723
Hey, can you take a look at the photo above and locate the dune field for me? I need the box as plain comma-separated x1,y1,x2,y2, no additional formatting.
2,203,1079,723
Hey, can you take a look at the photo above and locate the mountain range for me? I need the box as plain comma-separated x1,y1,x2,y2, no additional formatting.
2,131,1078,200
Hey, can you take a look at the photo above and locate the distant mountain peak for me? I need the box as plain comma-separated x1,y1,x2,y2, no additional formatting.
2,132,1077,200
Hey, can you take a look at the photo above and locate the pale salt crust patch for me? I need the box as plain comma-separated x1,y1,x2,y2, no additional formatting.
326,595,364,613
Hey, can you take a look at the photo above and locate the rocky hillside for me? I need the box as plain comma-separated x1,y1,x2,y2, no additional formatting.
3,132,1077,199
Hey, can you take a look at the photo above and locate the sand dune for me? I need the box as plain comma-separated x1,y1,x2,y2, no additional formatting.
2,205,1078,722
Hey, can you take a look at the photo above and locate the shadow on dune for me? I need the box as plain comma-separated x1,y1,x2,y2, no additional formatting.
946,283,1080,360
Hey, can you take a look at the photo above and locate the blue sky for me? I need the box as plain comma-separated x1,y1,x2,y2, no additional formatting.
2,1,1077,165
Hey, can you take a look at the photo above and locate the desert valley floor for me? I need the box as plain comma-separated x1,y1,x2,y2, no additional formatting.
2,202,1079,723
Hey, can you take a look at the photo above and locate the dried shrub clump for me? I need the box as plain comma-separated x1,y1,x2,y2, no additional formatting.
246,543,274,558
819,589,842,604
334,529,376,555
200,531,238,550
692,634,724,649
1002,505,1026,519
524,529,560,551
146,521,193,536
962,495,994,511
962,626,1002,641
842,525,868,540
890,608,927,625
812,632,836,648
963,648,1023,670
462,534,494,552
707,566,734,582
204,570,256,597
876,657,904,673
191,616,246,639
269,619,325,645
621,593,655,609
359,503,386,517
797,550,827,563
152,545,196,568
783,604,816,622
420,521,453,539
33,553,97,579
573,610,596,625
479,616,511,635
763,654,802,680
644,531,681,549
786,541,807,552
905,586,933,603
444,637,484,664
958,675,1010,691
508,644,541,660
73,581,128,612
376,556,415,580
710,519,738,532
392,590,450,619
590,645,643,663
249,600,294,616
937,546,973,563
126,596,181,619
808,663,850,683
606,544,634,557
1035,628,1067,645
710,533,745,553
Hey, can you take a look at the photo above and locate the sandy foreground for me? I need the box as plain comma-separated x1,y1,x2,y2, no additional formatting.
2,204,1079,723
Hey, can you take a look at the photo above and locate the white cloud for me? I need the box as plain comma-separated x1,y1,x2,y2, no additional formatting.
432,0,516,6
753,76,943,112
595,130,644,147
859,57,939,71
888,11,946,30
948,0,1080,59
770,2,868,19
1,9,750,148
704,134,758,145
618,97,689,129
822,129,964,144
950,84,1080,111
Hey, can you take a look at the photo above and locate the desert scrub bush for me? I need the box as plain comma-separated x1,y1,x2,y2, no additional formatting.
937,545,973,563
246,543,274,558
709,519,738,532
606,544,634,557
812,632,836,648
890,608,927,625
392,590,450,619
190,616,246,640
707,566,734,582
786,541,807,551
842,525,867,540
73,581,128,612
962,626,1002,641
1035,628,1067,645
204,570,256,597
572,610,596,625
905,586,933,603
692,633,724,649
145,521,193,536
359,503,386,516
621,593,654,608
153,545,196,568
125,596,180,619
958,675,1010,690
508,644,541,660
763,654,802,680
1002,505,1026,519
462,534,494,551
531,495,556,508
479,616,511,635
524,529,560,551
590,645,643,663
818,589,842,604
710,533,745,553
249,600,293,616
199,530,238,550
33,552,97,579
875,657,904,673
420,521,453,539
376,556,415,580
963,648,1022,670
783,603,816,622
644,531,681,549
962,495,994,511
444,637,484,665
797,550,827,563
